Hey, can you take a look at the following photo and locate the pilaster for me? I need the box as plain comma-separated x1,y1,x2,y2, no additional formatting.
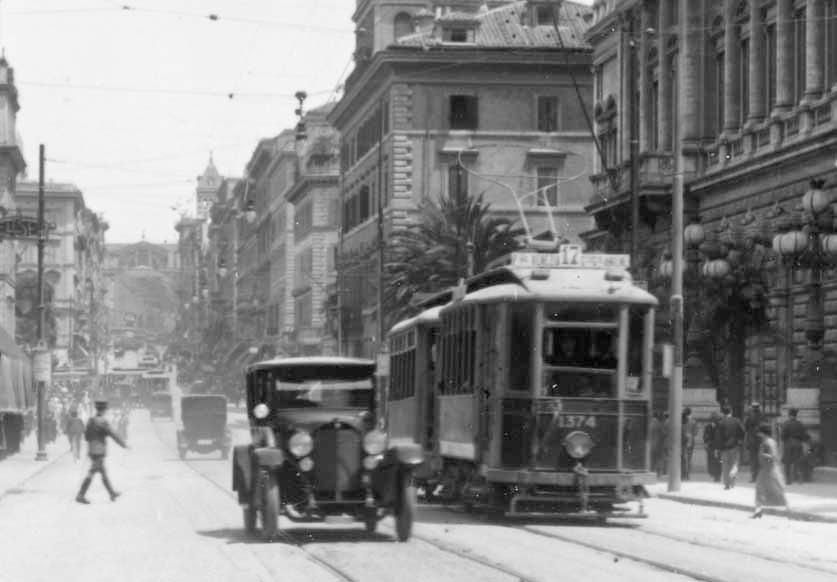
723,0,741,133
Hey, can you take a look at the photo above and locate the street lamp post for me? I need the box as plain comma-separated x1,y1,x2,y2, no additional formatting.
33,145,50,461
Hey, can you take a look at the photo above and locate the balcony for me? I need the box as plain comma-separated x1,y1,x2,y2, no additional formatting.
588,153,674,212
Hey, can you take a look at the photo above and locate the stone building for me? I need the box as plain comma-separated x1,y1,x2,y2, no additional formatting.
0,56,26,339
286,104,341,356
331,0,596,357
585,0,837,462
15,182,108,370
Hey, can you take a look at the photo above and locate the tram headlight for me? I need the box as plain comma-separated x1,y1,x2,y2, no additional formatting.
253,403,270,420
362,429,387,455
299,457,314,472
563,430,594,459
289,430,314,457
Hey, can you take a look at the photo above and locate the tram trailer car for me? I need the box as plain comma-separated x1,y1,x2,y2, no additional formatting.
387,247,658,518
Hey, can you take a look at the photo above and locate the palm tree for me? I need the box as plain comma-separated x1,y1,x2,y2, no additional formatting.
384,190,524,324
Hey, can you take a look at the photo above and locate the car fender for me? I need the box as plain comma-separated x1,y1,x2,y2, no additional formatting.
385,442,424,467
232,445,253,502
253,447,284,468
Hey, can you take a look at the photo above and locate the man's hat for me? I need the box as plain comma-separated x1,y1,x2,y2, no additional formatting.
94,400,108,410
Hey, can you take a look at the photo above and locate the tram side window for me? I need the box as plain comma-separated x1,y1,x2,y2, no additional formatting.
440,308,476,395
508,305,531,391
628,308,647,385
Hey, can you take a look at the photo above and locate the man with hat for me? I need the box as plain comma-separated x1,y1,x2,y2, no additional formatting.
744,402,763,482
75,400,128,504
781,408,810,485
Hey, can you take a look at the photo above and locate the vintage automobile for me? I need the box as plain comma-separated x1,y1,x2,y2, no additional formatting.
177,394,230,459
149,391,173,419
231,356,423,541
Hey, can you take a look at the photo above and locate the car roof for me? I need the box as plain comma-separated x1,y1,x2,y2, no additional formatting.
246,355,376,373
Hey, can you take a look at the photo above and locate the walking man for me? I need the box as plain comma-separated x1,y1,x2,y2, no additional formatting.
65,407,85,462
744,402,763,482
76,400,128,504
717,405,745,490
703,411,722,482
781,408,809,485
681,407,698,481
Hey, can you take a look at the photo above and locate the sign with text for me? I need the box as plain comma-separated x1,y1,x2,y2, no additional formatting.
0,215,55,240
510,245,630,270
33,350,52,384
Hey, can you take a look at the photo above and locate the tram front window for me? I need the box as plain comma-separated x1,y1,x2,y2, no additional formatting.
542,328,617,397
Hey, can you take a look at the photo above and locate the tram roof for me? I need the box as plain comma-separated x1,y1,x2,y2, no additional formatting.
447,266,658,308
389,304,446,335
246,356,376,373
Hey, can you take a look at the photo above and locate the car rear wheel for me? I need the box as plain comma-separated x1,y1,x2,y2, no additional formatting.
243,505,257,534
364,508,377,534
259,470,280,541
394,474,416,542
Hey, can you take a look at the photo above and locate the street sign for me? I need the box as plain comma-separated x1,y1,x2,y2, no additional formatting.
376,348,390,376
33,349,51,384
0,215,55,240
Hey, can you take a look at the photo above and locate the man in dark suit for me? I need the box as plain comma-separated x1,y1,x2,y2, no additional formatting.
717,405,745,490
76,400,128,504
781,408,809,485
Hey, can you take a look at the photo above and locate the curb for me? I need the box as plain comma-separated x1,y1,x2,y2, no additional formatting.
0,448,69,504
655,492,837,524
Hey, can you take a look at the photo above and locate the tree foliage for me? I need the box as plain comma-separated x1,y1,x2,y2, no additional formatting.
383,191,524,324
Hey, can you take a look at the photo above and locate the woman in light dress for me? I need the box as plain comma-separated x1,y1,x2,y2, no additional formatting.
752,424,789,518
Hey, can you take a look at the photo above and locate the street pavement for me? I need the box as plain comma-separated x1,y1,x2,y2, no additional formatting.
1,411,837,581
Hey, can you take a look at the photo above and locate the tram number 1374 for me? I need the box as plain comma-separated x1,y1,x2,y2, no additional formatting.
557,415,597,429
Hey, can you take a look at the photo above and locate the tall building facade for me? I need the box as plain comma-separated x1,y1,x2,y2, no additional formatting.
586,0,837,462
15,182,107,371
331,0,596,357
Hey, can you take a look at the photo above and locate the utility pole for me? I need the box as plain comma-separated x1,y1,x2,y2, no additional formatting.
376,99,389,419
34,144,48,461
625,14,640,273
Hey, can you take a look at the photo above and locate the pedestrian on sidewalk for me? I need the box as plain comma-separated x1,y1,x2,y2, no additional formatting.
75,400,128,504
753,424,788,518
65,408,85,462
681,407,698,480
703,411,722,482
744,402,763,482
780,408,809,485
718,405,745,490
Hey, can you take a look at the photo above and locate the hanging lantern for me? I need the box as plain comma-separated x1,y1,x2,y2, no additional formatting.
705,258,731,278
775,230,808,256
684,220,705,248
821,234,837,255
802,179,831,215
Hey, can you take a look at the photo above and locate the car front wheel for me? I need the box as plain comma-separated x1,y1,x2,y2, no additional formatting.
394,474,416,542
259,469,280,541
243,505,257,534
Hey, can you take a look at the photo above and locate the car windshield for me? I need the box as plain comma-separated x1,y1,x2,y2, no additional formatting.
274,379,373,409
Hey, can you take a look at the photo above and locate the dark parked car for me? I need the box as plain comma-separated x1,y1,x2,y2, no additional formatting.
231,356,422,541
149,391,173,419
177,394,230,459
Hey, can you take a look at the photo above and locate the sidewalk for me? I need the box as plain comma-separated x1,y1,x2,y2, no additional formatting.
646,470,837,523
0,433,67,502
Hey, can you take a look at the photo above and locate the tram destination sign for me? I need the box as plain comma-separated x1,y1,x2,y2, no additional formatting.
510,246,631,270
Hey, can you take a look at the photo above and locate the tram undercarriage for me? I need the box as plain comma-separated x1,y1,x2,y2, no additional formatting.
422,459,650,520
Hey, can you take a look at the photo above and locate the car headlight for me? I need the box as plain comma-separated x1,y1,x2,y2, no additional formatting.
362,429,387,455
253,403,269,419
288,430,313,457
563,430,594,459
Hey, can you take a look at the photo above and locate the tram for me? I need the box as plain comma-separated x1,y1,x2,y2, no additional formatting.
386,245,657,518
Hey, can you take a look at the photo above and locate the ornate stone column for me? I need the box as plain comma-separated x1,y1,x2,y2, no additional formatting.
723,0,741,133
774,0,794,113
658,0,672,150
638,0,650,152
805,0,824,101
747,0,766,124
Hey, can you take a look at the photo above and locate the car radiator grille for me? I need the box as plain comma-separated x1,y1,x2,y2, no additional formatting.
312,426,362,497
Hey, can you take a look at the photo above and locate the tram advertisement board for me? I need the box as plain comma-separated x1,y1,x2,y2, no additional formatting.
509,245,631,270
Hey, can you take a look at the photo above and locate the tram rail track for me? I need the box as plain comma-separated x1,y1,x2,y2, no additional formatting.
152,420,531,582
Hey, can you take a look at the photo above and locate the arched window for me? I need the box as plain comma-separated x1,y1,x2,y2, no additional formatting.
394,12,412,40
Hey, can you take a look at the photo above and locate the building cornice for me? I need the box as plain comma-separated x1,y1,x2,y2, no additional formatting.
286,172,339,205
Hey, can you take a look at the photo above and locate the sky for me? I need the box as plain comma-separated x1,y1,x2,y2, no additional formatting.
3,0,593,244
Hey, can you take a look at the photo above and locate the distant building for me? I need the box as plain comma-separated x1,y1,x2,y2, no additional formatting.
16,182,107,371
331,0,596,356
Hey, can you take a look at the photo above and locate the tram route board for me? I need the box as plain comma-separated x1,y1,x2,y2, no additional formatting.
510,245,631,270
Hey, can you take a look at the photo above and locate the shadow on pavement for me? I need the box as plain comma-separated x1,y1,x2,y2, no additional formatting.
415,503,639,529
196,527,393,545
